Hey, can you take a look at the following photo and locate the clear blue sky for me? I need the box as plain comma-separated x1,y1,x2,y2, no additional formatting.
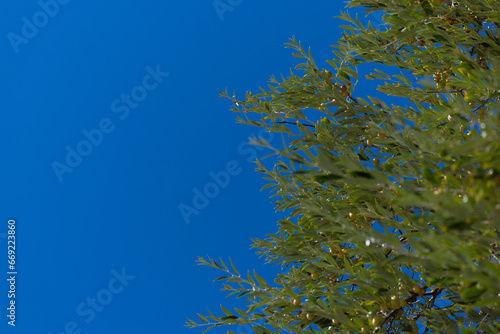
0,1,385,333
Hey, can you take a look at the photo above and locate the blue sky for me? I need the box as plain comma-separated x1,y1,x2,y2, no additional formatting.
0,1,386,333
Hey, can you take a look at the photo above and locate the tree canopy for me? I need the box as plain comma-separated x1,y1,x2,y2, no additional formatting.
188,0,500,333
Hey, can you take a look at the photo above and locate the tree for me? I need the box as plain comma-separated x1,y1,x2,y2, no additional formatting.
188,0,500,332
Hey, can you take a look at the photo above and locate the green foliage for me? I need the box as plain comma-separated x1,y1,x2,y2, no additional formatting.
188,0,500,332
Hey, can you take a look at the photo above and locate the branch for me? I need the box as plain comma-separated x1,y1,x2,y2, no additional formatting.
276,121,315,128
427,288,443,309
475,312,490,329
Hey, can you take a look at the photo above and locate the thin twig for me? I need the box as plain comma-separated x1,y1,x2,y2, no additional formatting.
475,312,489,329
277,121,315,128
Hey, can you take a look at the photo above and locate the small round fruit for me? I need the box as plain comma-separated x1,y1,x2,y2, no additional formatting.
311,272,320,280
412,285,425,296
293,298,301,307
306,313,315,320
399,299,408,307
371,315,383,327
380,302,389,313
340,85,349,97
390,296,400,309
338,249,346,259
418,40,426,47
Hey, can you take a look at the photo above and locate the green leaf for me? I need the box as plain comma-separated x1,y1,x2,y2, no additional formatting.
421,0,434,16
461,286,486,302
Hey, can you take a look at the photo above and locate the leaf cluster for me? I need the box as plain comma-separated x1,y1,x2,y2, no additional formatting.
189,0,500,333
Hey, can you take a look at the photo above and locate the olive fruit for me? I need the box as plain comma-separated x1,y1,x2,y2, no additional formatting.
337,249,346,259
390,296,400,309
380,302,389,313
412,285,425,296
340,85,348,97
371,314,383,327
